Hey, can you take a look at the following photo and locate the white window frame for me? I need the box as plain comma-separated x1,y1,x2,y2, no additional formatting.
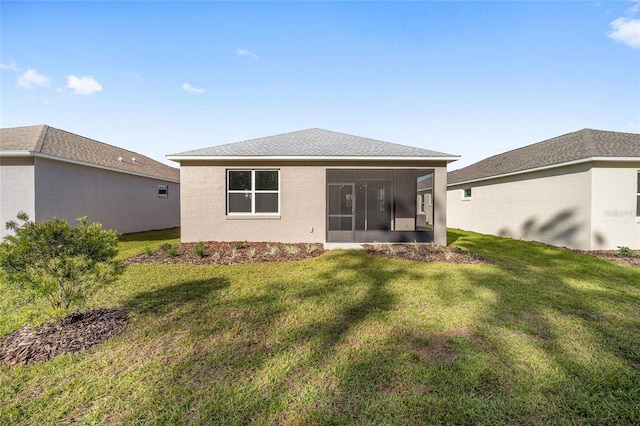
636,171,640,217
462,187,472,200
227,169,280,215
158,184,168,198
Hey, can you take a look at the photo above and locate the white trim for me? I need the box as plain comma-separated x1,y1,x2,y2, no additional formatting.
0,150,33,157
167,154,460,163
0,150,180,183
448,156,640,187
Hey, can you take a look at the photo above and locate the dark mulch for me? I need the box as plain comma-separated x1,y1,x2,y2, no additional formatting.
0,308,129,366
363,243,489,264
125,241,325,265
124,241,489,266
573,249,640,267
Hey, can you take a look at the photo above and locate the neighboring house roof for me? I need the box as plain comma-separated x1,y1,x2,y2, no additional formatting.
448,128,640,185
167,128,459,162
1,125,180,182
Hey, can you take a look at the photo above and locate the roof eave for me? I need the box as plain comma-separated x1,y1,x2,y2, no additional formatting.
447,156,640,187
167,154,461,163
1,150,180,183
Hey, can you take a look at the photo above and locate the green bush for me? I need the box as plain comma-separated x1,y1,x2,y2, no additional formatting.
0,212,125,314
616,246,639,258
194,243,206,258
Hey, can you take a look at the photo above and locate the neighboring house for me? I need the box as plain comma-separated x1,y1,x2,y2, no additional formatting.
447,128,640,250
417,174,434,229
167,128,459,246
0,125,180,237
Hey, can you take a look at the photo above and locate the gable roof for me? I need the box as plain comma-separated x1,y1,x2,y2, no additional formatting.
1,125,180,182
167,128,459,162
448,128,640,185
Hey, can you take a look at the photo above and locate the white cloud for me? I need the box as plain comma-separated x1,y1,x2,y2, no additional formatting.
66,75,103,95
237,48,258,59
181,83,205,93
17,69,50,88
608,17,640,48
1,61,22,71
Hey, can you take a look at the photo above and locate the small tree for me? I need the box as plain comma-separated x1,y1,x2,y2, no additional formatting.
0,212,125,313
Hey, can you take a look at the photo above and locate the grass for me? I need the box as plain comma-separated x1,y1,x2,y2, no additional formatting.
1,229,639,424
116,227,180,260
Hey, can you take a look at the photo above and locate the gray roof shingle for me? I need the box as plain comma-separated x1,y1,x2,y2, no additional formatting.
448,128,640,185
169,128,458,160
1,125,180,182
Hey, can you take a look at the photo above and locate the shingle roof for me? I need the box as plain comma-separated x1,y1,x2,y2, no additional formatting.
1,125,179,182
169,128,458,160
448,128,640,185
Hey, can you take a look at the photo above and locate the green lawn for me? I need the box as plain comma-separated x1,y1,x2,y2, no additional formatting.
1,229,639,425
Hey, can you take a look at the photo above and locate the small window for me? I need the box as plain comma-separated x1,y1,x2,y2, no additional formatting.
463,188,472,199
227,170,279,215
158,184,168,197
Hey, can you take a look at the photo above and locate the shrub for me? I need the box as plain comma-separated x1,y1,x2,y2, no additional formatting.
144,246,154,256
284,245,300,255
248,248,257,259
194,242,206,258
616,246,639,258
165,247,178,258
0,213,125,313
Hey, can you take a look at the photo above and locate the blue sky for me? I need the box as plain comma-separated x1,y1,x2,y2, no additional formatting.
1,1,639,169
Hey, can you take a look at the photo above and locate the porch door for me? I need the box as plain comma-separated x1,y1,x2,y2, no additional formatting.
327,183,355,242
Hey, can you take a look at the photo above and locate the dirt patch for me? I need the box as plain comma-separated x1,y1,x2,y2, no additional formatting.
363,243,489,264
0,308,129,366
125,241,325,265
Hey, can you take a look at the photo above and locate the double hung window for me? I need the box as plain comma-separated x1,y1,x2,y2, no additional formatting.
227,170,279,214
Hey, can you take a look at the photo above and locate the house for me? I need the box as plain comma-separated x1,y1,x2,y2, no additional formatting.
0,125,180,237
447,128,640,250
167,128,459,246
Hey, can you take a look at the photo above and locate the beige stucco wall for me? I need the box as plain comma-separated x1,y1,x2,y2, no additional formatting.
0,157,36,238
590,162,640,249
33,157,180,234
179,161,450,245
180,163,326,243
447,163,593,250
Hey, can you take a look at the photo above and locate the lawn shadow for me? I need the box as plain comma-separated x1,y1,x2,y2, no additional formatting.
451,230,640,422
120,250,425,424
119,227,180,242
124,276,229,316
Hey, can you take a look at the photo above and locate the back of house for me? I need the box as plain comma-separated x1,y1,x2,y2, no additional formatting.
168,128,459,246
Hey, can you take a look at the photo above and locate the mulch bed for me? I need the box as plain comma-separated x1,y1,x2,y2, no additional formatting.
125,241,490,266
572,249,640,267
0,308,129,367
363,243,489,264
125,241,325,265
